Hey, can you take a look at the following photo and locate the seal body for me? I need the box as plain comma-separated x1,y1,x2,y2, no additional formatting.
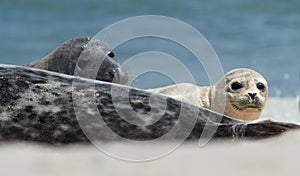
25,37,128,84
148,68,268,120
0,65,296,143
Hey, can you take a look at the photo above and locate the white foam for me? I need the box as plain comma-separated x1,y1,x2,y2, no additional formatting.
261,97,300,123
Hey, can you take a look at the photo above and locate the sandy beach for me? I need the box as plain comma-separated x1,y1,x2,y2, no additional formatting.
0,130,299,176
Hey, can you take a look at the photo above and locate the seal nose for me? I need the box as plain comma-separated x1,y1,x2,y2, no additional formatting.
111,68,128,85
118,69,128,85
248,93,257,100
109,69,119,83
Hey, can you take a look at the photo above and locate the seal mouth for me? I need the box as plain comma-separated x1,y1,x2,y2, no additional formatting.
232,103,244,111
232,103,260,111
247,105,259,109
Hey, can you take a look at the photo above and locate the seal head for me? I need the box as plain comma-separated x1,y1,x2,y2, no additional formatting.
25,37,128,84
212,68,268,120
148,68,268,121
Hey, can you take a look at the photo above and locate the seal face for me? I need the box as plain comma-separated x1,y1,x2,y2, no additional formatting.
219,68,268,120
148,68,268,121
24,37,128,84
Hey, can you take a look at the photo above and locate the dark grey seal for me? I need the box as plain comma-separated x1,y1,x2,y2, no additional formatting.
0,65,298,143
24,37,128,84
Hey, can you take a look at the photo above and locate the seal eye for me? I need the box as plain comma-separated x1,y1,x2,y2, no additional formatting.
231,82,243,90
256,82,266,92
107,52,115,58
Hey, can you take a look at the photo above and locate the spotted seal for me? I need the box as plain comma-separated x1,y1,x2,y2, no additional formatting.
148,68,268,120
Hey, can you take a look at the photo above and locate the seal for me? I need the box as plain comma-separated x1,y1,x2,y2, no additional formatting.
148,68,268,120
0,65,297,143
24,37,128,84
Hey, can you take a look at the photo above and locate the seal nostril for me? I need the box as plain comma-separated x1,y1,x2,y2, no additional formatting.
109,69,120,83
110,69,116,75
248,93,257,100
108,69,116,78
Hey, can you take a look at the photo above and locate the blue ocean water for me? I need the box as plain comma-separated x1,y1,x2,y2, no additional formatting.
0,0,299,97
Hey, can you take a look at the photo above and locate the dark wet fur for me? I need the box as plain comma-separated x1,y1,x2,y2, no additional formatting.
25,37,128,84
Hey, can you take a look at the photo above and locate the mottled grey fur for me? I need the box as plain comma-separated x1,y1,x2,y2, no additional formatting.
0,65,298,144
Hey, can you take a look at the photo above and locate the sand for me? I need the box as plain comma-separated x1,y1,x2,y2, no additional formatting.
1,130,300,176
